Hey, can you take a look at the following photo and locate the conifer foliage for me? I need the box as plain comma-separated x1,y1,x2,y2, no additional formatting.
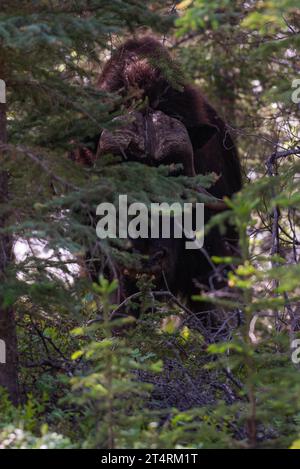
0,0,300,449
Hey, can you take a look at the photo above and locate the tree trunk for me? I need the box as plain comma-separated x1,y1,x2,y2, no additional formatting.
0,100,19,404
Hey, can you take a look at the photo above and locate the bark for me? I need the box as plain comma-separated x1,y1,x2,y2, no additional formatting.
0,101,19,404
